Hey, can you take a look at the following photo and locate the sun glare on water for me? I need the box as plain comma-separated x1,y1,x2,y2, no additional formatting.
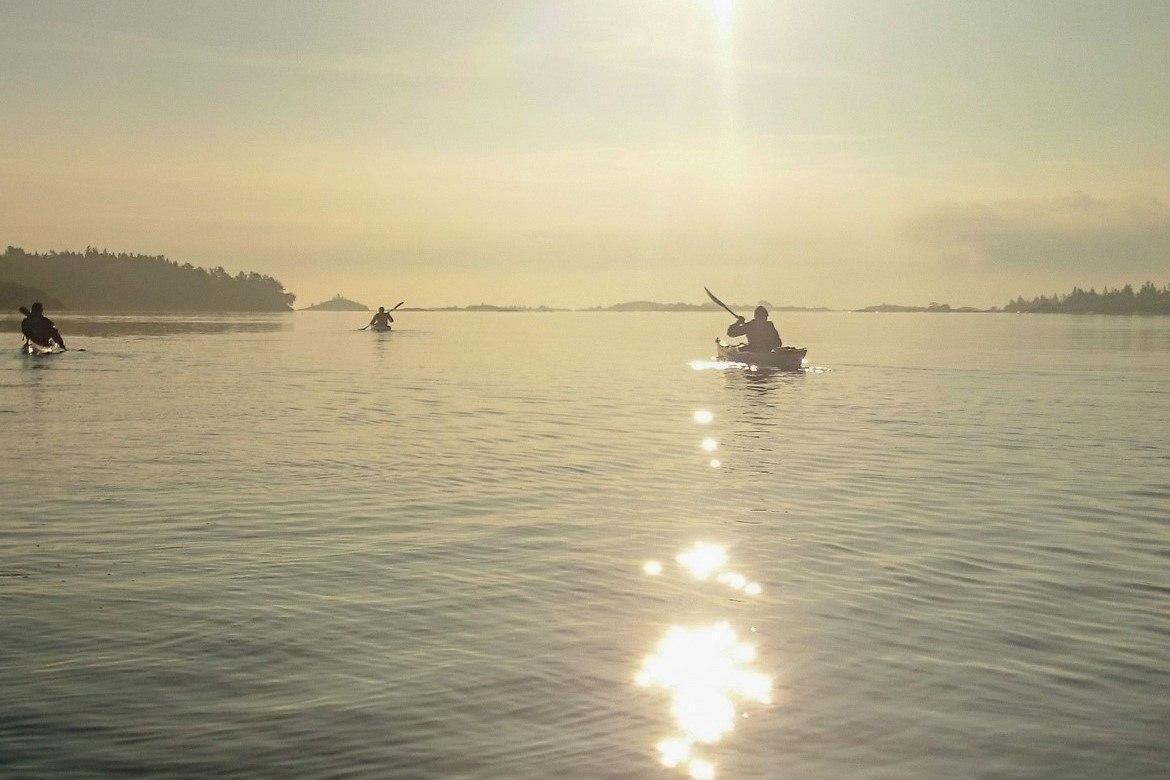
676,542,728,580
639,541,771,777
637,622,771,742
637,621,771,777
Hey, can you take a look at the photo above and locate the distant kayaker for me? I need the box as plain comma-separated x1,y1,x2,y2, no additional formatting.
727,306,781,352
369,306,394,329
20,302,67,350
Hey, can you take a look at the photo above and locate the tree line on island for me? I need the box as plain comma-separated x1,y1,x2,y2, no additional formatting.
838,283,1170,315
1,246,294,312
1002,282,1170,315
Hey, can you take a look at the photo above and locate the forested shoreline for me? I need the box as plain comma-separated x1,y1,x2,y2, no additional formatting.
1002,282,1170,314
1,247,295,312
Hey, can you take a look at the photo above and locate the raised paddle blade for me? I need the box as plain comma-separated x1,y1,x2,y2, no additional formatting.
390,301,405,311
704,287,740,319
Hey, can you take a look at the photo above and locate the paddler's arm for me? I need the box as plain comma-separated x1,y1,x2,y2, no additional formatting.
41,317,65,348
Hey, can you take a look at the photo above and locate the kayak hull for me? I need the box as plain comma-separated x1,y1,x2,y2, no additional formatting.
370,323,392,332
21,340,58,356
716,339,806,370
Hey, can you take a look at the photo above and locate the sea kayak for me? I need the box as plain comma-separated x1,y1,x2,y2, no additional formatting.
370,323,392,332
21,339,59,356
716,339,806,370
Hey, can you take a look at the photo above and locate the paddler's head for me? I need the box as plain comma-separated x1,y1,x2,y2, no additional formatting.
753,305,768,321
31,302,43,315
378,306,386,313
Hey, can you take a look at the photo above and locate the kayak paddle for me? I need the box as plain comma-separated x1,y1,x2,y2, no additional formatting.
704,287,743,321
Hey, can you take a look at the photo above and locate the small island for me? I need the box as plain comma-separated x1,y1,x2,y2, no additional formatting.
854,303,986,313
399,303,567,312
394,300,831,312
584,300,831,312
301,294,369,312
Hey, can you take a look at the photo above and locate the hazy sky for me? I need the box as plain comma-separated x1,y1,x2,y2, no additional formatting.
3,1,1169,307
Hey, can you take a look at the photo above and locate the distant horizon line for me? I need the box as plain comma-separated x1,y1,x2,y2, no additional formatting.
6,247,1169,316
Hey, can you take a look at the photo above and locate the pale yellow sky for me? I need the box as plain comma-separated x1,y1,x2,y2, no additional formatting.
2,1,1169,307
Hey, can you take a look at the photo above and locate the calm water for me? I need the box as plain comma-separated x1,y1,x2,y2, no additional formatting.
2,311,1168,778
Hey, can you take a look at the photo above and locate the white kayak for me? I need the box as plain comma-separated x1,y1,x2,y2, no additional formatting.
716,339,807,370
21,339,59,356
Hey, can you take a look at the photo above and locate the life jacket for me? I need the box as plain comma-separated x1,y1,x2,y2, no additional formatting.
21,314,57,345
727,319,781,350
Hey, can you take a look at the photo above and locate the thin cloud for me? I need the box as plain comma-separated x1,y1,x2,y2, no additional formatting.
907,194,1170,273
4,17,505,82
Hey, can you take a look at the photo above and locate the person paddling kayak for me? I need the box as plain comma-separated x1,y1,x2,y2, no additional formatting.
726,306,781,352
705,287,807,369
20,302,67,350
369,306,394,330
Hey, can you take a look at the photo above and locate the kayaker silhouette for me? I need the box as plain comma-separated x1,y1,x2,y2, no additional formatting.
726,306,781,352
369,306,394,330
20,302,67,350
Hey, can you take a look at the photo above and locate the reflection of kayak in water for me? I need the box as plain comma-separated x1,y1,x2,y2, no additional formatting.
370,323,392,332
716,339,806,370
21,339,59,356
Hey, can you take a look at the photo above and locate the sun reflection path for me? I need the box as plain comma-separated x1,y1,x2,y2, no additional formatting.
689,359,761,373
676,541,727,580
637,543,771,778
676,542,762,595
691,359,828,374
636,621,771,738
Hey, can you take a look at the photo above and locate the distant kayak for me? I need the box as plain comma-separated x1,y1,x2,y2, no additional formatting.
21,339,59,356
716,339,806,370
370,323,392,332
